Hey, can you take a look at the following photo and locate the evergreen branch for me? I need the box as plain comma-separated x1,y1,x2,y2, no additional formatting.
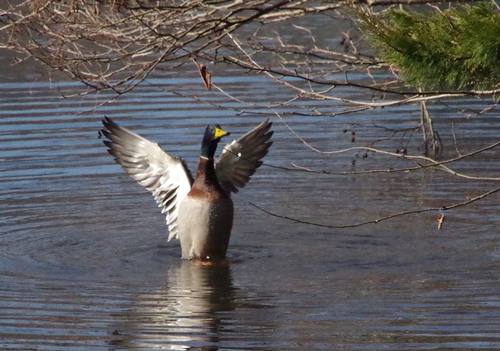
358,3,500,91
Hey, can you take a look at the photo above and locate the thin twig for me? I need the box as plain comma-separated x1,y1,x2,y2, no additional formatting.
249,186,500,229
273,112,500,181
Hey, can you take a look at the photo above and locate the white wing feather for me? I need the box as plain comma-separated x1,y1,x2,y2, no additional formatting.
101,117,193,241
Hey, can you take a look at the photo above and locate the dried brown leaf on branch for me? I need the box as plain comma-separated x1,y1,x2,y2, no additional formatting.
437,213,445,229
194,61,212,91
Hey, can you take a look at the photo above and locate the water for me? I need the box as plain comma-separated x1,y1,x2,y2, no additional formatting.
1,57,500,350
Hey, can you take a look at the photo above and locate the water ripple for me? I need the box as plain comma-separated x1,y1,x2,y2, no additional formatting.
2,71,500,350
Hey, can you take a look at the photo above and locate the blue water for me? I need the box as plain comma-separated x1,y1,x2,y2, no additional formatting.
1,59,500,350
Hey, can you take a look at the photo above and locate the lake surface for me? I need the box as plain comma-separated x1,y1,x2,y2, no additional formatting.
1,56,500,350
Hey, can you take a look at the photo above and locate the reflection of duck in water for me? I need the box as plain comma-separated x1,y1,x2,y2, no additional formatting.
101,118,273,261
110,261,235,351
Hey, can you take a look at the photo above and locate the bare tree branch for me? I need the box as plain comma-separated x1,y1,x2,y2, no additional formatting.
249,185,500,229
1,0,498,228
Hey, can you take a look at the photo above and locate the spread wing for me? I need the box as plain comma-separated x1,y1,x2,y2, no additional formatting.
101,117,193,241
215,119,273,194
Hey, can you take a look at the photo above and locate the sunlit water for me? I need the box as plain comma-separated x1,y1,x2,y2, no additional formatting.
1,59,500,350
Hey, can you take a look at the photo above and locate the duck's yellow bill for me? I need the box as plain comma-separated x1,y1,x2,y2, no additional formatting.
215,127,230,138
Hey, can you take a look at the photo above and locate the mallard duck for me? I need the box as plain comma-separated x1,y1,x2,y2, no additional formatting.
101,117,273,261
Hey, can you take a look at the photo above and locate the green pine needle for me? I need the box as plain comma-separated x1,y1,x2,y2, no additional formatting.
358,2,500,91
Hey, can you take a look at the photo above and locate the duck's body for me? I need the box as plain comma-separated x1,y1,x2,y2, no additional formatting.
177,156,234,260
101,117,273,261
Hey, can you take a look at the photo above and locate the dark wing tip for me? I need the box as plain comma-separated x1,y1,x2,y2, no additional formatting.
102,116,118,131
